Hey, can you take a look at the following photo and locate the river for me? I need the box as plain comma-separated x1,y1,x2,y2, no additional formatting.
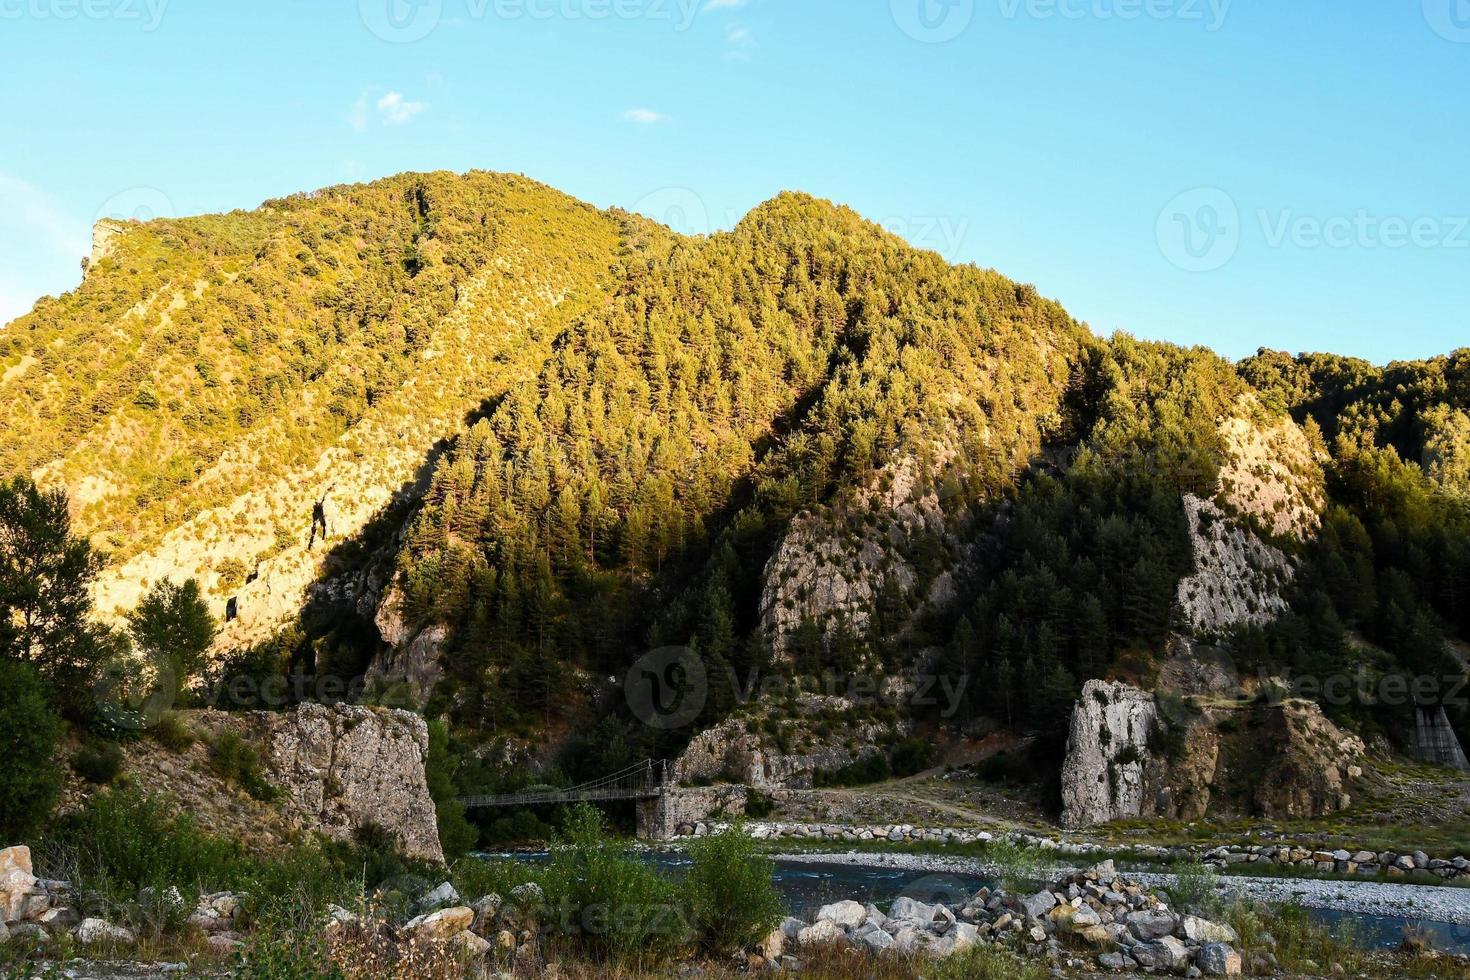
477,850,1470,954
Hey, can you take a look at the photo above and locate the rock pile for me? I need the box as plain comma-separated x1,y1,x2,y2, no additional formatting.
772,860,1244,975
325,879,547,970
1,845,135,950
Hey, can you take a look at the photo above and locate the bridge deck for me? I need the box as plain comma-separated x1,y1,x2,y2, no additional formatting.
458,759,670,810
460,787,662,808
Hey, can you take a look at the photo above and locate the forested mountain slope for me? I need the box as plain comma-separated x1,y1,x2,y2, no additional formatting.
1,171,645,648
2,172,1465,809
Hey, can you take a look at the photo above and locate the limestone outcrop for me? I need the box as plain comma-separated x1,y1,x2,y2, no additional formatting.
96,705,445,863
1060,679,1366,828
1060,681,1158,830
1176,495,1294,634
209,703,445,863
759,454,952,656
1215,396,1325,541
1408,705,1470,773
1252,700,1366,819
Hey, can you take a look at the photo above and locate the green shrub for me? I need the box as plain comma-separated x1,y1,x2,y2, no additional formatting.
72,742,125,785
744,788,777,819
482,809,552,845
890,736,933,777
151,711,196,751
983,839,1045,892
1166,861,1224,917
814,751,890,787
210,732,279,802
43,789,246,905
424,719,477,861
233,933,346,980
0,659,65,842
683,824,783,955
544,804,687,959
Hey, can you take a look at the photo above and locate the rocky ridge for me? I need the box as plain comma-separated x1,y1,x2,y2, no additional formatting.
1059,679,1366,829
64,704,444,863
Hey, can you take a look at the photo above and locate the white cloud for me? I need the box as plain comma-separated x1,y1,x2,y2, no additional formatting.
350,90,429,131
726,24,753,46
623,108,667,124
377,91,428,125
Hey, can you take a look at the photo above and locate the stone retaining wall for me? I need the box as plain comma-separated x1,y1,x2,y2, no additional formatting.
672,821,1470,882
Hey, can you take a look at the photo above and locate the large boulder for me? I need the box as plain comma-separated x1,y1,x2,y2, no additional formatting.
1182,914,1238,944
1132,935,1191,972
1060,680,1158,829
75,918,136,945
403,906,475,942
1199,942,1243,976
0,847,31,877
797,919,848,947
816,900,867,929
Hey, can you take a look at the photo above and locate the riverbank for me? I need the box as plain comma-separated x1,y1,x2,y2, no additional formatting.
772,849,1470,929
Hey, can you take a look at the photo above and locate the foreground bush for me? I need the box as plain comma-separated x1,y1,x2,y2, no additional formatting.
545,804,687,960
683,823,783,956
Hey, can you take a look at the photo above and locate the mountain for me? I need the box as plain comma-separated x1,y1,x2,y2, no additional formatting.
2,172,642,651
3,170,1466,819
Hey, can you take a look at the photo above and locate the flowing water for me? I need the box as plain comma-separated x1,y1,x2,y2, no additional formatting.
477,851,1470,955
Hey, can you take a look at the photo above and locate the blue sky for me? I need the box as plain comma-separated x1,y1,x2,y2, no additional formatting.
2,0,1467,363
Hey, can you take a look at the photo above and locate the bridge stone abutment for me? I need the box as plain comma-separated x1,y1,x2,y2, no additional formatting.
636,785,749,840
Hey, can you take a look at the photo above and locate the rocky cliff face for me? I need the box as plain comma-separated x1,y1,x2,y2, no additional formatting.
209,704,444,863
674,708,895,791
1407,705,1470,773
759,455,953,657
1059,678,1366,829
1059,680,1159,830
82,704,444,863
1176,495,1294,635
1215,397,1325,541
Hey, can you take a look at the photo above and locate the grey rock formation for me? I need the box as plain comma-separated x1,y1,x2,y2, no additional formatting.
759,455,950,656
1060,680,1158,829
1407,705,1470,773
1176,495,1293,634
199,703,444,863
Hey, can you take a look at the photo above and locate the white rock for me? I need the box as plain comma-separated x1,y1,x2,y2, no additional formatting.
816,900,866,929
797,919,848,947
75,918,137,945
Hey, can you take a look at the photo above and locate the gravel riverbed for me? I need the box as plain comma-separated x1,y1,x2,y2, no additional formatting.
773,850,1470,928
